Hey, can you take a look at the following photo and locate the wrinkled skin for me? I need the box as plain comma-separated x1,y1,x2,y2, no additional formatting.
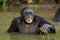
7,7,56,34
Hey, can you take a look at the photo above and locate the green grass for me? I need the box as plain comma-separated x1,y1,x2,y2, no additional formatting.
0,8,60,40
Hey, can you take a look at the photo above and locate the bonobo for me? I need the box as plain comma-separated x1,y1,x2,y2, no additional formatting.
7,7,56,34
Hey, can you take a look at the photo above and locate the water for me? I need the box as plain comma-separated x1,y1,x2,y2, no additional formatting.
0,33,55,40
0,6,59,40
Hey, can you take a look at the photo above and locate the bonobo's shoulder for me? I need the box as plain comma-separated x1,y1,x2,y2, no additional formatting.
34,15,44,22
35,15,44,20
35,15,51,24
12,17,22,23
14,17,21,20
35,15,43,18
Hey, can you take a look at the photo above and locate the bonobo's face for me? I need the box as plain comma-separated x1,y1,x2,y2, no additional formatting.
21,7,35,23
24,15,33,23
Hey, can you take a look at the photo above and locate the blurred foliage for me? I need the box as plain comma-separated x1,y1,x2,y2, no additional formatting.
0,0,60,12
40,0,43,3
37,0,43,3
0,0,7,11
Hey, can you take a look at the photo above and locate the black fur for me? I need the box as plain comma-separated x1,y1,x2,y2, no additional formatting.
7,7,56,34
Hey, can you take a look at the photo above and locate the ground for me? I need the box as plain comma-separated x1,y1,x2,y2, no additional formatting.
0,5,60,40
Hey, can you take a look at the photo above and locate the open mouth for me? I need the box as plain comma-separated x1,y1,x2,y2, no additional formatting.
25,17,33,23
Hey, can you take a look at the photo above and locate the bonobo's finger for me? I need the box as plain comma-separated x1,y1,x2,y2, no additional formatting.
39,27,48,34
40,24,56,34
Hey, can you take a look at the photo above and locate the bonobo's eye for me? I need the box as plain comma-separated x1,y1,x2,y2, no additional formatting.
29,12,33,14
25,12,33,14
25,12,28,14
29,12,32,14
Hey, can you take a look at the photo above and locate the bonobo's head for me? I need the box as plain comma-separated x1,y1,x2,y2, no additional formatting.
21,7,35,23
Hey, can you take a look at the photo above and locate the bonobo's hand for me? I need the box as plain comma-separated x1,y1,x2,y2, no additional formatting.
39,24,55,34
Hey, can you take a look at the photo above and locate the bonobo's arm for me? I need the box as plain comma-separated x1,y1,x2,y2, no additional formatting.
35,16,51,25
7,18,19,33
35,16,56,34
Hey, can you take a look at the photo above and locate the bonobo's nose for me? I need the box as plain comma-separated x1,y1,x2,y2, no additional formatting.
25,16,33,21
